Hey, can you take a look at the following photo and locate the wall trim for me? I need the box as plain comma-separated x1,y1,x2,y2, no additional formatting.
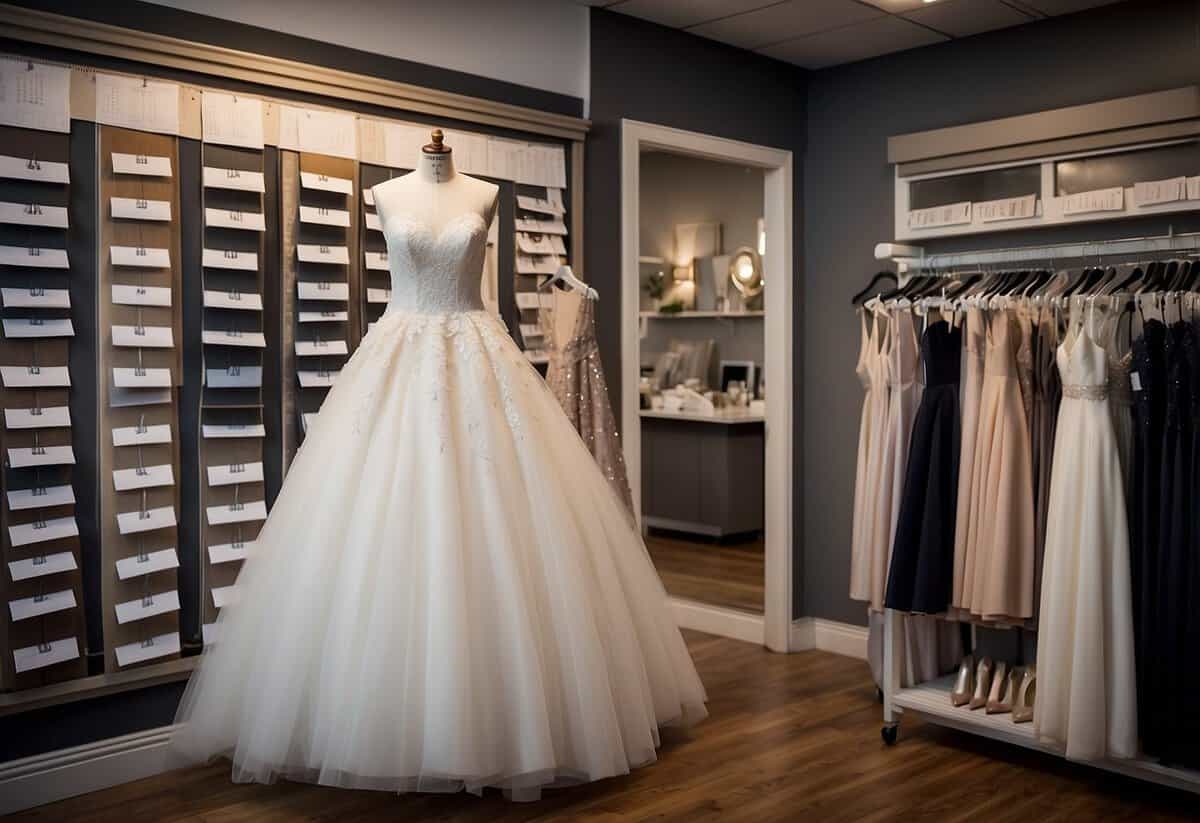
670,598,764,646
790,618,868,660
0,723,179,815
0,3,589,141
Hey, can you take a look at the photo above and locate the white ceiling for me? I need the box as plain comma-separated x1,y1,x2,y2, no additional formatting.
582,0,1126,69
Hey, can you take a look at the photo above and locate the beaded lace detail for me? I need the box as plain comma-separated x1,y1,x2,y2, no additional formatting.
1062,382,1108,401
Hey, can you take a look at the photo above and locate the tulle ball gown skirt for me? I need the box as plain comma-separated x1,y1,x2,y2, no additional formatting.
169,309,708,795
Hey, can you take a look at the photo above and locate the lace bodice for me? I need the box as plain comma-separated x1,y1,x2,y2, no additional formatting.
383,212,489,314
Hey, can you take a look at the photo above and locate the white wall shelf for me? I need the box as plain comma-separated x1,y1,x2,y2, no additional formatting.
639,310,763,319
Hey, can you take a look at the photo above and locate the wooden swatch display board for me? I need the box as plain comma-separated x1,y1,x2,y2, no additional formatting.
359,165,405,334
96,127,183,672
198,144,268,644
513,183,569,368
282,152,360,465
0,125,88,689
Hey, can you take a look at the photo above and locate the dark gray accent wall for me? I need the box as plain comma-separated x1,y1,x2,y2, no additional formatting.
803,0,1200,626
587,8,807,616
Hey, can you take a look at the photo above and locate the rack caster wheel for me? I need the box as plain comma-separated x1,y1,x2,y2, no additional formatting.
881,724,899,746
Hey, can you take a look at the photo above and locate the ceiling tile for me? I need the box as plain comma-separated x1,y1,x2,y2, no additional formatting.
759,14,948,69
688,0,884,50
606,0,779,29
858,0,936,11
1016,0,1124,13
903,0,1035,37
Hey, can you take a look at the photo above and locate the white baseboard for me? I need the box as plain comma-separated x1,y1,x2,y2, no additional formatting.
790,617,868,660
0,723,179,815
670,597,764,645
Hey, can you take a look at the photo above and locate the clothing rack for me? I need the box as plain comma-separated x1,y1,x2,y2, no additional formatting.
875,229,1200,274
875,230,1200,795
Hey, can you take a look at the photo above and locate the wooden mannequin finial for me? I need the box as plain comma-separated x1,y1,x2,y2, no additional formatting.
423,129,450,154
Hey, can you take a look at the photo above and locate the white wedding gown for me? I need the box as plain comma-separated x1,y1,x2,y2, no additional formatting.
170,208,707,794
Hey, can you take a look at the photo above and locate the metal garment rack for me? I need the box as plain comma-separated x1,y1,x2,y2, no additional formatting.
873,229,1200,795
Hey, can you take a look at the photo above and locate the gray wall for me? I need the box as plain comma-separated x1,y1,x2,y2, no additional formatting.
638,152,765,387
803,0,1200,626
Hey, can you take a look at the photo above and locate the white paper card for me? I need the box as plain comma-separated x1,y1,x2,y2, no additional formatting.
366,288,390,304
10,589,75,622
365,212,382,231
0,201,68,228
112,284,172,307
112,423,171,447
203,423,266,439
515,217,568,235
9,551,76,582
116,505,176,535
0,58,70,133
908,201,972,229
0,245,68,267
3,318,74,338
0,155,69,184
384,123,427,168
299,205,350,227
112,367,171,388
298,369,339,388
1188,176,1200,201
112,325,174,348
1063,187,1124,215
203,166,265,192
115,547,179,580
8,445,75,468
299,171,354,194
9,515,78,547
209,541,252,565
111,245,170,268
2,287,69,309
515,292,540,310
364,251,389,270
1,365,70,387
205,208,265,231
362,187,376,206
517,233,559,255
208,461,264,486
112,463,174,492
114,631,180,668
201,91,264,149
111,197,171,221
115,589,180,625
519,323,543,339
1134,177,1186,207
201,329,267,348
7,484,74,510
211,585,239,608
203,290,262,311
976,194,1038,223
525,349,549,365
297,244,350,265
206,365,262,388
295,339,348,357
517,254,560,275
110,387,173,408
441,130,489,175
96,75,180,135
299,310,349,323
14,637,78,674
293,108,357,160
487,137,522,181
516,195,566,216
6,406,71,429
207,499,267,526
203,248,258,270
297,281,349,301
111,152,173,177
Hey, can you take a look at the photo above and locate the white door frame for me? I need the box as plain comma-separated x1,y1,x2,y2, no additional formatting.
620,119,794,652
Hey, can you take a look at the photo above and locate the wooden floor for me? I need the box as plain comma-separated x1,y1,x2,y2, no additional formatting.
645,530,764,613
11,631,1198,822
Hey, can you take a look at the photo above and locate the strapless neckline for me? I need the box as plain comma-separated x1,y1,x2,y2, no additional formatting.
381,210,490,315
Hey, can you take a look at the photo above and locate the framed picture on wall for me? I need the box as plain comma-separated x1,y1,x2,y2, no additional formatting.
719,360,757,396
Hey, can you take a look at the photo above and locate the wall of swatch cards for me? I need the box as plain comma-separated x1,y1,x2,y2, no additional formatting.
0,58,571,691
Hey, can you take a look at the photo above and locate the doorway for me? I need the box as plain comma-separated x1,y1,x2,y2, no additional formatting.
620,120,793,651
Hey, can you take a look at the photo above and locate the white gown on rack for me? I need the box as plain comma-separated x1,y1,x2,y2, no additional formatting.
1034,305,1136,761
170,208,707,794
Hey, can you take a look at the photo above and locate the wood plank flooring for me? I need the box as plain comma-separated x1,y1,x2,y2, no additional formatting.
645,531,764,613
8,631,1196,822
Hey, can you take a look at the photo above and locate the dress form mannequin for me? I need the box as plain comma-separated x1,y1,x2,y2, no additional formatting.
370,129,499,233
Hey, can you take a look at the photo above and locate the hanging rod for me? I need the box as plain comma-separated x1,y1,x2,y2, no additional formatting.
875,229,1200,272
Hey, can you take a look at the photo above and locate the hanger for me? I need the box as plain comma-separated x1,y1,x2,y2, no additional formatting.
539,264,598,300
851,271,898,305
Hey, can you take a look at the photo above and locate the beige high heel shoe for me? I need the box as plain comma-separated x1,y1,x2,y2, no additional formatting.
951,654,975,707
1012,665,1036,723
986,663,1020,714
968,656,993,710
